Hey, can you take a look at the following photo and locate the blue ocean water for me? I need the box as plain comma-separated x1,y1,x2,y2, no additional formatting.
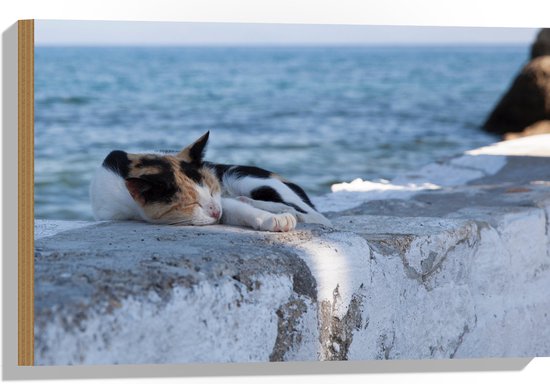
35,45,529,220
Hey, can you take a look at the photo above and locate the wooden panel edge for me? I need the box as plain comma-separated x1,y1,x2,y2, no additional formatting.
18,19,35,366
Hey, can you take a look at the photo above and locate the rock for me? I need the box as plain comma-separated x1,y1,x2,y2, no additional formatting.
531,28,550,59
504,119,550,140
482,29,550,135
482,56,550,134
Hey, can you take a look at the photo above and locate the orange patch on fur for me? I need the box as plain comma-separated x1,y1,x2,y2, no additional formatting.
199,168,221,195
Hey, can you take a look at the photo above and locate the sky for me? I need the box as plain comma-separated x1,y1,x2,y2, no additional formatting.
35,20,539,46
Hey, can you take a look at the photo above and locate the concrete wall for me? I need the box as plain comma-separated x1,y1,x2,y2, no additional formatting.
34,135,550,365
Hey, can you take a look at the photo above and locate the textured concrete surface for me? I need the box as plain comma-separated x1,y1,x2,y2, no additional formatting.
35,135,550,365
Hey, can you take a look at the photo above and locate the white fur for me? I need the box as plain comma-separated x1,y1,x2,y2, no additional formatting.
90,167,144,221
188,183,222,226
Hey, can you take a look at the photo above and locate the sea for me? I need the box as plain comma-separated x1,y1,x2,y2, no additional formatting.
34,45,529,220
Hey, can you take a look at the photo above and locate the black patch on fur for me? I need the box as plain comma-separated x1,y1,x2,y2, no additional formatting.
180,161,203,183
130,157,179,203
205,163,273,181
136,157,170,169
130,174,179,203
231,165,272,179
250,186,284,203
284,181,316,209
102,150,130,178
249,186,307,213
207,163,232,182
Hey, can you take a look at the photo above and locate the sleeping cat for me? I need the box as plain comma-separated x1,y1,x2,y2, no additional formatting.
90,132,331,232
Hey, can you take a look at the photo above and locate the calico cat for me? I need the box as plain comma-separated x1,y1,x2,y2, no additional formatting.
90,132,331,232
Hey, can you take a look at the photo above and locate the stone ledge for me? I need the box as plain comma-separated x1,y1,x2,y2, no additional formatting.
35,135,550,365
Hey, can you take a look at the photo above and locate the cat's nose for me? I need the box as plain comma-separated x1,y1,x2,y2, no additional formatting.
207,204,221,219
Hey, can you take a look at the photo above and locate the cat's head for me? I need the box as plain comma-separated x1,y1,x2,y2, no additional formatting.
103,132,222,225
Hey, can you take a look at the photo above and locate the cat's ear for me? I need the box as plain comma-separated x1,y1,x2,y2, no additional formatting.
125,177,153,205
177,131,209,165
102,150,130,177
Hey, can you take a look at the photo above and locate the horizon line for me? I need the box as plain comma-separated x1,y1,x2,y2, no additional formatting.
34,42,532,47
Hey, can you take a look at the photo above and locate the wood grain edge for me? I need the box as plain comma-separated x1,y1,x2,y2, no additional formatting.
18,19,34,366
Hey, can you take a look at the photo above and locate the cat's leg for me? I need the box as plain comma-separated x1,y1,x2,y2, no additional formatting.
220,197,297,232
236,196,295,213
236,196,332,227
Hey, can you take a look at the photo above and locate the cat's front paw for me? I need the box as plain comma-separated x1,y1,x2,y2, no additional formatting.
259,213,297,232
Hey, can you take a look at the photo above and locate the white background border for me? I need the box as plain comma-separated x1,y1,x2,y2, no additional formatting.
1,0,550,383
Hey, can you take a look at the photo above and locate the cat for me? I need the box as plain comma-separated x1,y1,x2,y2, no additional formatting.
90,131,331,232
